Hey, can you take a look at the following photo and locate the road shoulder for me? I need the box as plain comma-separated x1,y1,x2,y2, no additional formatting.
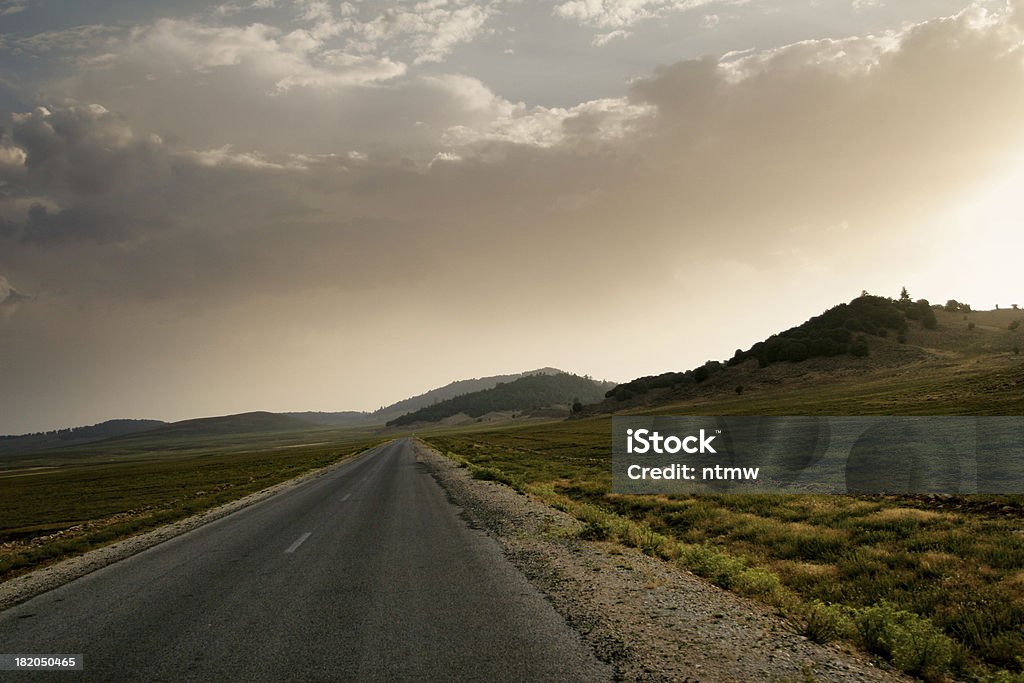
415,440,909,683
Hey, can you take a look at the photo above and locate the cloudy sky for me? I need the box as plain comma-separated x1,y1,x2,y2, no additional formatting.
1,0,1023,432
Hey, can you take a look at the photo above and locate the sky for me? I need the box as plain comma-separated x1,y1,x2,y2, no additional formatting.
1,0,1023,433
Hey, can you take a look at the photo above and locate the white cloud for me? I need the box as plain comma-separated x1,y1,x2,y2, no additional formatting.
852,0,884,11
7,24,125,53
437,76,655,149
592,29,632,46
126,18,406,91
0,140,27,170
307,0,499,65
553,0,726,29
185,145,310,170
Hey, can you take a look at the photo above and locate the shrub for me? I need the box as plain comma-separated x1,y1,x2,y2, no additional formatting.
855,602,954,682
968,322,976,331
791,601,852,644
577,519,612,541
919,303,938,330
734,568,785,603
849,335,870,357
1010,320,1021,331
469,465,518,488
678,543,749,590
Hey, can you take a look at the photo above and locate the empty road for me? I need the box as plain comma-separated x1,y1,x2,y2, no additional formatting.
0,439,610,681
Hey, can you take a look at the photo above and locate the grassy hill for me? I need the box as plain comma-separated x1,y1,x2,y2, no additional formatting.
129,411,316,439
287,367,566,426
387,373,616,427
594,295,1024,416
281,410,372,428
374,367,564,421
0,419,167,457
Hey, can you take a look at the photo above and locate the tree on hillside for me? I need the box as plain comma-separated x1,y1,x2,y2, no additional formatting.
849,335,870,357
911,300,938,329
900,286,911,304
942,299,971,313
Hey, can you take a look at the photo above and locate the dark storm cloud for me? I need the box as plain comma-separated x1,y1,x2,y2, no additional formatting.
1,104,173,243
9,105,169,195
19,203,142,244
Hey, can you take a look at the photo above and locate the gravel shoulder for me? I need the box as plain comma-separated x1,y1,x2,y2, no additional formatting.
415,440,910,683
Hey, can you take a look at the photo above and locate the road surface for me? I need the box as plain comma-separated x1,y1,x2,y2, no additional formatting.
0,439,610,681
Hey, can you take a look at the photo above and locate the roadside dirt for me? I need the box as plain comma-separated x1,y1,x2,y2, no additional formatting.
416,441,909,683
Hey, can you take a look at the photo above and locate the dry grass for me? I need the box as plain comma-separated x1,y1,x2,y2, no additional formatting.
424,412,1024,681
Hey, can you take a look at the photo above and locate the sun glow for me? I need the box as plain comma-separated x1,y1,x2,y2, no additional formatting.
921,153,1024,309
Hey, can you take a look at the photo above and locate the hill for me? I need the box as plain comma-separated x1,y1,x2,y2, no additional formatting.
374,367,564,421
593,294,1024,415
0,419,166,457
286,367,566,426
387,373,616,427
137,411,317,439
284,411,373,428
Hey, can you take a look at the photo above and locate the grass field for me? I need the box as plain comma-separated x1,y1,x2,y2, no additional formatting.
424,387,1024,682
0,429,387,581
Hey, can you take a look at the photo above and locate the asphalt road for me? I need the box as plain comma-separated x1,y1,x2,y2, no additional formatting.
0,439,610,682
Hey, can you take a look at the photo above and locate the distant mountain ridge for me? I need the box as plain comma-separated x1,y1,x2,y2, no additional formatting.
282,411,371,428
135,411,315,439
0,368,575,457
375,367,564,419
0,419,167,457
387,372,615,427
291,367,565,426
